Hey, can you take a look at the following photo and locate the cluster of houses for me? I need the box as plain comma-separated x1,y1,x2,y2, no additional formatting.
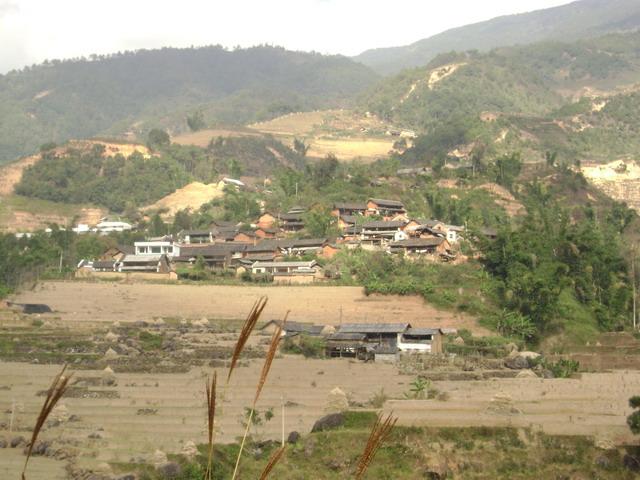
78,198,494,283
262,320,447,362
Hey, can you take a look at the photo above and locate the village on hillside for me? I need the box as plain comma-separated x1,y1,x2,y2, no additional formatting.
73,197,497,283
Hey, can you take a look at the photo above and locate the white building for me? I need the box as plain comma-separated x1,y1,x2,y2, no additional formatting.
134,241,179,258
96,220,133,234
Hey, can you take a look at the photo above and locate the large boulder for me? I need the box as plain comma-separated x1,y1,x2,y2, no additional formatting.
287,431,300,444
311,413,345,433
504,355,529,370
516,369,538,379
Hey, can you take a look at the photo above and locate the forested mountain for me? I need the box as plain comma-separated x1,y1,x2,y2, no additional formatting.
0,45,377,163
354,0,640,74
362,31,640,164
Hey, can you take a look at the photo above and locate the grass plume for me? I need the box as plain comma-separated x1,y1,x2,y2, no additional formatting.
227,296,267,383
22,364,72,480
204,371,217,480
259,445,286,480
355,412,398,479
232,311,287,480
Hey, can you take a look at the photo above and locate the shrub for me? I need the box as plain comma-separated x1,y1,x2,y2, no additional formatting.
542,358,580,378
282,335,326,358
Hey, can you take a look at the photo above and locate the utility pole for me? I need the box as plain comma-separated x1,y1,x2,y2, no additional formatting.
281,395,285,447
633,244,637,330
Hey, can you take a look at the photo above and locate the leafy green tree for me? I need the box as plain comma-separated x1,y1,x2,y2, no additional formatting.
628,396,640,435
275,167,305,197
186,110,206,132
492,152,522,189
303,205,336,238
227,158,243,179
147,128,171,151
293,138,309,157
172,209,193,233
306,154,339,189
149,213,167,237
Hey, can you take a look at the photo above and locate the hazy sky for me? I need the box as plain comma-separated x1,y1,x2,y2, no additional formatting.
0,0,574,73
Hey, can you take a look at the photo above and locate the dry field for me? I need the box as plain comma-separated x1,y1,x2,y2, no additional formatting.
9,281,487,334
172,128,261,147
1,358,638,478
306,137,394,162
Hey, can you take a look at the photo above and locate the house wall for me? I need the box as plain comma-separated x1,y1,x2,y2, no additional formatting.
74,271,176,281
273,275,315,285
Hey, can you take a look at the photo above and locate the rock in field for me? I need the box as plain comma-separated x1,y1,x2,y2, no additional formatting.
311,413,345,432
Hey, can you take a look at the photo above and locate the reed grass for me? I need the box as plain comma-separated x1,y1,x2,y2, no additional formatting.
354,412,397,479
204,371,217,480
231,311,288,480
259,445,286,480
21,365,72,480
227,296,267,383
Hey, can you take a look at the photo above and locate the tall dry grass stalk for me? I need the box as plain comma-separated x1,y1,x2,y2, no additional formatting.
354,412,398,480
21,364,72,480
204,371,217,480
227,296,267,383
231,311,288,480
259,445,286,480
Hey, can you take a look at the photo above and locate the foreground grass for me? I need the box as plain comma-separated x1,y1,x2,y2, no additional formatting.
120,412,636,479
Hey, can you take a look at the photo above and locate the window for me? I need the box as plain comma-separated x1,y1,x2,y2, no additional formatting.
151,246,161,254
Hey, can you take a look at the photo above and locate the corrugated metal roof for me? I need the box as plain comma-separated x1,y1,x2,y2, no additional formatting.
338,323,410,334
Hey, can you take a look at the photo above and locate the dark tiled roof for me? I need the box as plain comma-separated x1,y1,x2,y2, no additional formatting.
369,198,405,208
338,323,410,334
404,328,442,336
334,202,368,211
116,244,135,255
279,213,304,222
327,332,367,341
391,238,445,248
179,246,233,257
362,221,406,229
340,215,359,224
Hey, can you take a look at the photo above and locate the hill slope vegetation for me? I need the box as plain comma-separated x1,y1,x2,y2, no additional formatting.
354,0,640,74
362,31,640,164
0,45,378,163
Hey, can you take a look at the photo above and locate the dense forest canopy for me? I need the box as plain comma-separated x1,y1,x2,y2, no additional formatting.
0,45,378,162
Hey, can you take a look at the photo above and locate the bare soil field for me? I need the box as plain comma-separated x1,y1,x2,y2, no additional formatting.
172,128,261,147
1,358,638,478
141,181,224,217
306,137,394,162
9,281,487,333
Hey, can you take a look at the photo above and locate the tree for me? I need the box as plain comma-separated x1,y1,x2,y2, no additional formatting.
186,110,206,132
628,396,640,434
492,152,522,190
172,209,193,233
147,129,170,151
149,213,167,237
227,158,243,179
545,151,557,168
307,154,339,189
293,138,309,157
303,205,336,238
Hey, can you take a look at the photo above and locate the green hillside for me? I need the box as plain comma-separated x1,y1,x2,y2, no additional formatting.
0,45,378,163
362,32,640,164
354,0,640,74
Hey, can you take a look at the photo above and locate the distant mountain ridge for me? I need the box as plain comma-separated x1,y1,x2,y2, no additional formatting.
0,45,378,163
354,0,640,74
362,31,640,164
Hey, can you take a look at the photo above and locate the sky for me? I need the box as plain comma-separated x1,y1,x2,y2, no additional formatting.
0,0,574,73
